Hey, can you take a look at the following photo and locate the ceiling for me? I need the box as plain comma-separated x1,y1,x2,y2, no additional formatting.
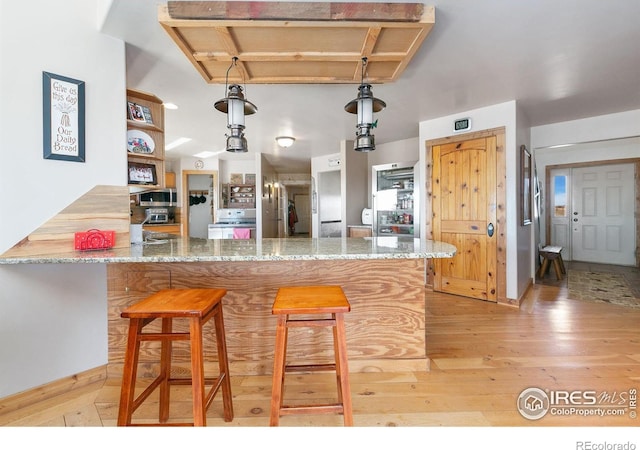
101,0,640,173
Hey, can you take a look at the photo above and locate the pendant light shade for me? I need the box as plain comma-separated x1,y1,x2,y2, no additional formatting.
344,58,386,152
214,57,257,152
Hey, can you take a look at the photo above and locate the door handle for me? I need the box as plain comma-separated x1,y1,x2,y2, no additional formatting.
487,223,494,237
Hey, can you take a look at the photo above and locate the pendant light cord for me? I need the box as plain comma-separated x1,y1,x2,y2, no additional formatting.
360,57,367,85
224,56,248,98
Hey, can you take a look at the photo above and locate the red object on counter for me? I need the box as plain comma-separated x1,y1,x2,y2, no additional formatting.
74,229,115,251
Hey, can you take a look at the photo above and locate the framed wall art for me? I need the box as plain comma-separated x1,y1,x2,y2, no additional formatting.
42,71,85,162
520,145,532,226
128,161,158,186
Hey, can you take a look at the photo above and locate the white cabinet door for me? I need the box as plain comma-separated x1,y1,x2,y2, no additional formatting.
208,227,223,239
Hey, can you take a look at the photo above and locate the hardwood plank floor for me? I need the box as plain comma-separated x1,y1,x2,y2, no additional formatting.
1,264,639,434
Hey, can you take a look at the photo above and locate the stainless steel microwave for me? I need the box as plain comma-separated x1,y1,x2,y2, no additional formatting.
137,189,177,207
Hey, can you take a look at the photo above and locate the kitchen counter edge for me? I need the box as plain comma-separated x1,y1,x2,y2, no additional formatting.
0,237,456,264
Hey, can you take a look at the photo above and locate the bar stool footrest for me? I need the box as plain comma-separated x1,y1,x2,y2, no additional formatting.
285,363,336,373
281,403,345,416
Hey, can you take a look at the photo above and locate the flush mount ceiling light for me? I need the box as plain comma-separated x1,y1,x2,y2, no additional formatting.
275,136,295,148
214,57,257,153
344,57,386,152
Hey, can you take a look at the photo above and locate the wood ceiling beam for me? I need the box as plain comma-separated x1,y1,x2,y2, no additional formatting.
167,1,426,22
158,3,435,84
192,52,407,63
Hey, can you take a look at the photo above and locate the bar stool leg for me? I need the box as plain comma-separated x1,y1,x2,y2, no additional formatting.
270,315,288,426
552,258,563,280
159,318,173,423
334,313,353,426
189,317,207,427
213,303,234,422
538,258,550,278
558,254,567,274
117,318,143,426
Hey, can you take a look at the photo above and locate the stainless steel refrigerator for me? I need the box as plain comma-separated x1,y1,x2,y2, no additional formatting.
372,161,419,238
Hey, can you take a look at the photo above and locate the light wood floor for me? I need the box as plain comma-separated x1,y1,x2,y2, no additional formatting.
1,264,639,428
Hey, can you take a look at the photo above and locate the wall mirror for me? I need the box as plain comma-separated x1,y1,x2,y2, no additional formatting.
521,145,532,226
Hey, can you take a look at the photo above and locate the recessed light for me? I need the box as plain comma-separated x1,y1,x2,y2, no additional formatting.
165,137,191,150
163,102,178,110
193,150,224,158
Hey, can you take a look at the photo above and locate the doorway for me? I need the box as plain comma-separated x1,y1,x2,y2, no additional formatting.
181,170,218,239
426,127,507,303
280,181,312,238
548,162,636,266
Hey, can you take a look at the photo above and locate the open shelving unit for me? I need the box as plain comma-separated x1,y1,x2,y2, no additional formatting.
126,88,165,188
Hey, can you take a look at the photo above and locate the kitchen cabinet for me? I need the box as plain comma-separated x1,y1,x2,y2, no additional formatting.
221,183,256,209
126,89,165,188
348,226,372,238
165,171,176,188
143,224,181,235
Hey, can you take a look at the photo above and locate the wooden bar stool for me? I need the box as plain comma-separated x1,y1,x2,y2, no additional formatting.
538,245,566,280
270,285,353,426
117,288,233,426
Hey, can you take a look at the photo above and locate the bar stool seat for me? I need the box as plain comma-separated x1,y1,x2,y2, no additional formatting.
538,245,566,280
270,285,353,426
117,288,233,426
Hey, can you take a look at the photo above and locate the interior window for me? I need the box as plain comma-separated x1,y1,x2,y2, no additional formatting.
553,175,567,217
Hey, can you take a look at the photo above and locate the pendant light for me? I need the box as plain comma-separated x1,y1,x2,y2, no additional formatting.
344,57,386,152
214,57,258,152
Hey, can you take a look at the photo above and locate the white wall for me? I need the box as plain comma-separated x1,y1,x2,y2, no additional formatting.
418,101,527,302
0,0,125,397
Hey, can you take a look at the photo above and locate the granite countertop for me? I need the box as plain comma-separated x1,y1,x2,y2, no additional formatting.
0,237,456,264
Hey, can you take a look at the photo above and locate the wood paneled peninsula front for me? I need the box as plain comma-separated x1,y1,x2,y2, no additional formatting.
1,237,456,375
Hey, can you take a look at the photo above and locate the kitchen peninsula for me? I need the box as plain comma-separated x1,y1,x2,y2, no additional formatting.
1,235,455,376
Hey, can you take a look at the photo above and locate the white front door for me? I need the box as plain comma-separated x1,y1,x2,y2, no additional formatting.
571,163,635,265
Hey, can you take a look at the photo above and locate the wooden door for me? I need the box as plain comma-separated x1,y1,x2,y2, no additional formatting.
432,136,498,301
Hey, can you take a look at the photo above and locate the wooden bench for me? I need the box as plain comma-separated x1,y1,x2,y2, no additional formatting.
538,246,566,281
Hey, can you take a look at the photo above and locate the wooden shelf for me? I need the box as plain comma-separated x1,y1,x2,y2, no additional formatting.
222,183,255,209
127,88,165,188
126,119,163,133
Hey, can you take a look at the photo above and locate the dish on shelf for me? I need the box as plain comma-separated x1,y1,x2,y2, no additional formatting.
127,130,155,154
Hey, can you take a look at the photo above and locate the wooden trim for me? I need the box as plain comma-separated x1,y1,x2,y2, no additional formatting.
0,365,106,414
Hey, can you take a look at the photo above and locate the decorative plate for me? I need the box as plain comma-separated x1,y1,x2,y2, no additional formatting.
127,130,155,154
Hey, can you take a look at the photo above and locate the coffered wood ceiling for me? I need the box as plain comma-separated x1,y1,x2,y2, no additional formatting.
158,1,435,84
